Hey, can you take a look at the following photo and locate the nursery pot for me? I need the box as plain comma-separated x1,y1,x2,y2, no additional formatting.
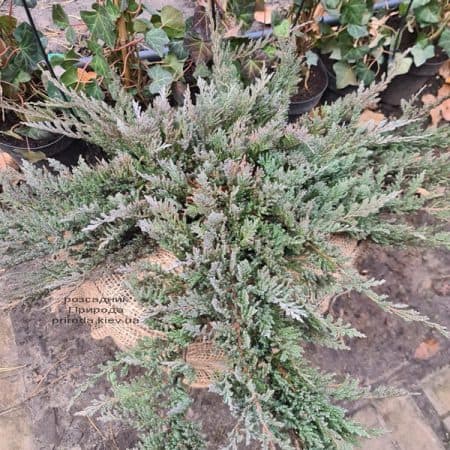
320,55,358,99
0,131,73,160
288,59,328,117
381,52,447,106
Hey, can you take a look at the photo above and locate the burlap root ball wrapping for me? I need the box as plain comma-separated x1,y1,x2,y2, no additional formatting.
57,237,359,387
61,249,225,388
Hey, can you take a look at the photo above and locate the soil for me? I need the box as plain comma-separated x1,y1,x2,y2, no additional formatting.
308,242,450,393
291,63,328,102
0,260,240,450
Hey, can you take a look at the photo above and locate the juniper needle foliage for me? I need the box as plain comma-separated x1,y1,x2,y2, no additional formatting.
1,37,449,449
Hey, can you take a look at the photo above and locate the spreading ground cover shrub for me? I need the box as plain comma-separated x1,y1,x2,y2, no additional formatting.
0,35,449,449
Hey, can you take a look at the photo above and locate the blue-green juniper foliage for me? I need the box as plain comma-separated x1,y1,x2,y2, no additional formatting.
0,36,449,449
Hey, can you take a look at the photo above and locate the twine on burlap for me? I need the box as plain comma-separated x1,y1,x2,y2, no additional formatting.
56,237,360,387
58,249,225,388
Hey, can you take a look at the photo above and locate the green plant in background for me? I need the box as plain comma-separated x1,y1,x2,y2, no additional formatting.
49,0,188,103
0,6,45,108
316,0,396,89
0,3,58,144
227,0,259,26
288,0,449,89
1,33,449,448
398,0,450,68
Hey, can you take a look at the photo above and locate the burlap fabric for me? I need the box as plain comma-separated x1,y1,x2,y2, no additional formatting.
61,249,225,388
58,237,359,386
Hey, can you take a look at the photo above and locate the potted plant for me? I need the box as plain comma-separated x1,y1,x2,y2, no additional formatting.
314,0,396,93
0,6,72,160
1,35,448,449
381,0,450,105
264,1,329,116
48,0,190,105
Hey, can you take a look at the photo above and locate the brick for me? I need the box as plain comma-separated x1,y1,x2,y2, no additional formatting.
422,367,450,416
353,405,397,450
374,396,445,450
0,314,34,450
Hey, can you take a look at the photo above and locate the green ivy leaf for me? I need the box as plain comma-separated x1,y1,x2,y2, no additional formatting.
145,28,169,57
341,0,368,25
163,53,185,78
273,19,290,38
390,53,413,76
355,62,375,85
104,0,121,21
133,18,151,33
65,26,77,45
13,70,31,84
415,4,440,24
410,43,434,66
85,81,104,99
60,66,78,87
169,40,189,59
411,0,431,8
80,4,117,47
52,4,69,30
160,6,185,38
438,28,450,56
147,65,173,94
91,53,111,78
348,24,368,39
13,22,44,70
305,50,318,66
58,49,80,70
333,61,358,89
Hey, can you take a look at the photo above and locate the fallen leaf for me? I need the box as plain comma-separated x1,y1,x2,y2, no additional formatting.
421,93,436,105
437,83,450,100
414,338,440,360
254,5,273,24
438,59,450,81
440,99,450,121
63,230,73,240
416,187,431,197
358,109,385,125
0,151,19,170
429,106,442,127
16,149,47,163
77,68,97,84
313,3,325,20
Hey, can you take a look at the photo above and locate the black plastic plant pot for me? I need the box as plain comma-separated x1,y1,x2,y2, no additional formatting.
319,55,358,98
410,54,447,77
0,133,73,160
381,54,446,106
289,60,328,117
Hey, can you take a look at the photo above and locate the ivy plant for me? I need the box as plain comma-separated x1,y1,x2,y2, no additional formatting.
49,0,189,104
0,13,45,102
399,0,450,68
